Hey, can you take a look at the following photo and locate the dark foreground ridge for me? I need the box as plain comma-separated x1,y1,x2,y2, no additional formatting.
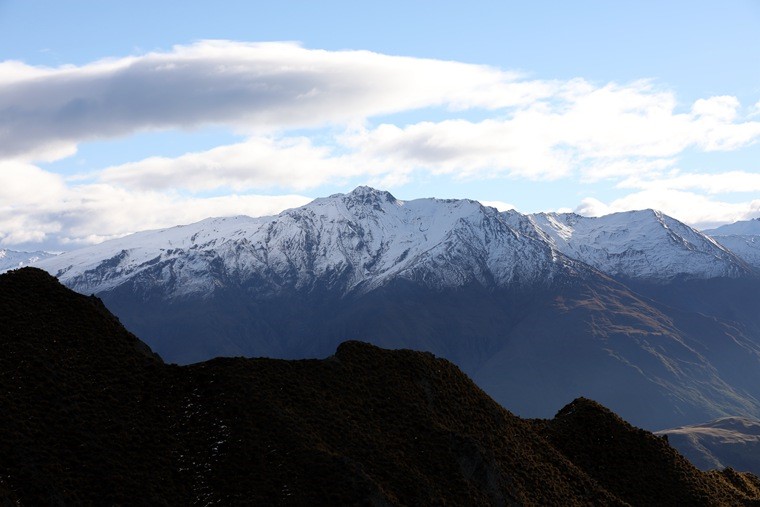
2,268,760,505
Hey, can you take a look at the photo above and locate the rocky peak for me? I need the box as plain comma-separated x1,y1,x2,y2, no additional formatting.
336,186,398,210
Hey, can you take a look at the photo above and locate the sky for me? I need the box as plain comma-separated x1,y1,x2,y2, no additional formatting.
2,1,760,251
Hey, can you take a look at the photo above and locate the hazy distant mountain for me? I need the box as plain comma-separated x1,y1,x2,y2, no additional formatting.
704,218,760,270
35,187,760,429
3,267,760,505
705,218,760,237
0,249,57,273
656,417,760,475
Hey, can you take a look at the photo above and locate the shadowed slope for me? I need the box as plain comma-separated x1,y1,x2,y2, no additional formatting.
2,268,760,505
0,267,178,504
175,341,623,505
532,398,760,506
656,417,760,475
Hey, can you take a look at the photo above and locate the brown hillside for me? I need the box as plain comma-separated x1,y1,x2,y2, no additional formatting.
532,397,760,506
2,268,759,505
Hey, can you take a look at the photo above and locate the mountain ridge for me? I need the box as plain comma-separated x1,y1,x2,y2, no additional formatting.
37,186,578,299
525,209,753,281
37,186,758,300
3,267,760,505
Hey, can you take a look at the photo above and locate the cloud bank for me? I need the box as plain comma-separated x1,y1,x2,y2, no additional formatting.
0,40,541,161
0,160,311,248
2,41,759,247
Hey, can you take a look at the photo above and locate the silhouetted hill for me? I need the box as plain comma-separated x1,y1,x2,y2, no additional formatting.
0,267,179,504
532,398,760,505
2,267,760,505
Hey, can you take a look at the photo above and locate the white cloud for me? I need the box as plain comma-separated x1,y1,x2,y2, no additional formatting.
574,197,612,217
3,42,760,245
52,185,312,245
0,40,544,162
579,158,677,182
0,161,67,204
99,136,361,191
335,84,760,185
0,161,311,249
341,119,574,181
750,100,760,118
6,40,759,176
689,96,760,151
619,170,760,194
692,96,740,122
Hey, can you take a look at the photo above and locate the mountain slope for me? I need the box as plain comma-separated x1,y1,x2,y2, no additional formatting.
708,235,760,270
532,398,760,505
656,417,760,475
3,267,760,505
0,268,174,504
472,273,760,429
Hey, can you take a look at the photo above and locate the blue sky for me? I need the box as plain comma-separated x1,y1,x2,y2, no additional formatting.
2,1,760,250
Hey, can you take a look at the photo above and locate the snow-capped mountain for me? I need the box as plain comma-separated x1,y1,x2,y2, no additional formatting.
703,218,760,270
38,188,751,299
521,210,752,281
38,186,576,298
0,249,57,273
30,187,760,430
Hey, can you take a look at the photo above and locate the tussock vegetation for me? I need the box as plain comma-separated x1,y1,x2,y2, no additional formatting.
2,268,759,505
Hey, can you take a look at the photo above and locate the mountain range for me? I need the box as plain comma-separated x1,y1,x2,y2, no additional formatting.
3,267,760,505
16,186,760,430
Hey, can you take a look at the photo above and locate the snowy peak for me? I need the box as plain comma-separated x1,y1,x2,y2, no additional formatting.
36,187,570,298
333,185,399,209
528,209,752,281
232,187,568,291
